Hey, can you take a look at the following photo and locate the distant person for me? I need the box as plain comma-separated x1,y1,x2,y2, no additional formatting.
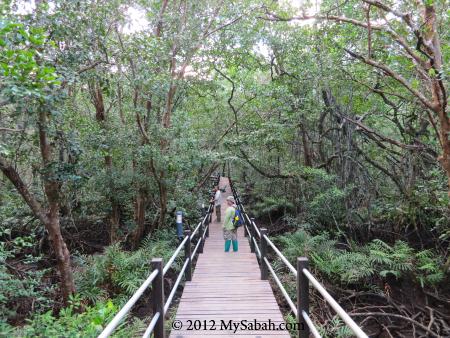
223,196,238,252
211,186,221,222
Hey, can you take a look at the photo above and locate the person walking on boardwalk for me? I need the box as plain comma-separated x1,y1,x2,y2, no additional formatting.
223,196,238,252
211,185,222,222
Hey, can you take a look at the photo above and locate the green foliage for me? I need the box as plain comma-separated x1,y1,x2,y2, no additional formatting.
75,229,178,302
253,196,294,218
371,168,450,230
1,0,449,334
367,239,414,278
318,317,353,338
0,240,54,326
10,298,139,338
278,230,445,287
0,20,60,101
415,249,445,288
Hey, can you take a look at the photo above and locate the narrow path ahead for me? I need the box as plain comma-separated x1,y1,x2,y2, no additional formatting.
169,177,290,338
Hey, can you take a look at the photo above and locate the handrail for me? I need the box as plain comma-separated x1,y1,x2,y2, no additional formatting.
98,269,159,338
251,219,261,238
164,258,190,314
202,225,208,239
229,176,369,338
264,257,297,316
191,238,202,260
264,234,297,276
252,236,261,258
163,235,188,275
302,268,368,338
190,221,202,239
191,206,211,240
302,311,322,338
142,312,160,338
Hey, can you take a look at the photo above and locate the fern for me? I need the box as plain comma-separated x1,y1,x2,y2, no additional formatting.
331,252,374,284
277,230,444,288
414,249,444,287
317,317,353,338
76,229,177,301
368,240,413,277
254,196,294,218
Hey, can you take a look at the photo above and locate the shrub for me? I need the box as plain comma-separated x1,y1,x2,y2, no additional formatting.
0,242,55,326
12,297,140,338
75,229,179,302
277,229,445,287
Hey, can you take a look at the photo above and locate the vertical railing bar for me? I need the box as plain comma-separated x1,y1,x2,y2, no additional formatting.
198,219,204,254
260,228,268,280
184,230,192,281
250,217,256,253
151,258,164,338
297,257,309,338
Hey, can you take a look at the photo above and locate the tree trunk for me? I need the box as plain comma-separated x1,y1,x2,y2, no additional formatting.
157,172,168,229
105,155,120,243
90,82,121,242
45,202,76,301
39,110,75,301
436,106,450,199
300,123,312,167
131,189,146,249
423,4,450,200
0,154,76,301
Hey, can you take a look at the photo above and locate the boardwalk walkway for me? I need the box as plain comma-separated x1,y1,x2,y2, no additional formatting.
169,177,290,338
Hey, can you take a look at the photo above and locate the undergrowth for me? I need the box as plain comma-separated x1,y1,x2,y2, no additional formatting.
276,229,445,288
75,229,178,303
1,228,181,337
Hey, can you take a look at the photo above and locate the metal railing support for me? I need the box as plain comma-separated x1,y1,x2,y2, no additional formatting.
244,219,249,237
250,217,255,253
151,258,165,338
260,228,268,280
199,220,204,254
297,257,309,338
184,230,192,281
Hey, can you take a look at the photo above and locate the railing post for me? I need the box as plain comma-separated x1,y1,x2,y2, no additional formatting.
243,211,248,238
184,230,192,281
206,212,210,238
199,219,204,254
250,217,255,253
260,228,268,280
151,258,165,338
297,257,309,338
208,202,213,224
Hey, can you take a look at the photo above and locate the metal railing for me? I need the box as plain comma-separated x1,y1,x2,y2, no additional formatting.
99,174,220,338
229,178,369,338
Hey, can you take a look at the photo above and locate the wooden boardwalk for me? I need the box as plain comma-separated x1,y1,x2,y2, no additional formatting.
169,177,291,338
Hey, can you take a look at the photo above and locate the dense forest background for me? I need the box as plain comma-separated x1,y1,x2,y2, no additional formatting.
1,0,449,337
